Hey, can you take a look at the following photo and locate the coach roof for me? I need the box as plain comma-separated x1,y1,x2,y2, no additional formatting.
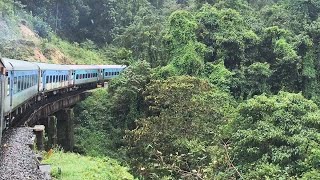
67,65,100,70
1,58,39,71
33,62,70,71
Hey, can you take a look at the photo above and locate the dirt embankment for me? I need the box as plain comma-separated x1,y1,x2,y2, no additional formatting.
0,19,72,64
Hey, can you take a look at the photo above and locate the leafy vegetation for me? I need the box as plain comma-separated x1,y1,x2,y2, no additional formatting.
3,0,320,179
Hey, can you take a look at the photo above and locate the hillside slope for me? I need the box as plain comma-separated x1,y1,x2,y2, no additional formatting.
0,16,111,65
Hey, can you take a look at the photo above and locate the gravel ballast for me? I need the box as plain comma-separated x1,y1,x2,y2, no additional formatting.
0,128,48,180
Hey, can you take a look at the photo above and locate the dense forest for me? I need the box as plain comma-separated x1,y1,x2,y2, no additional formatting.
2,0,320,179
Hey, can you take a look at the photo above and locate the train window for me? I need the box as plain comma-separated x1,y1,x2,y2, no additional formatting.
29,75,31,87
53,75,56,83
29,75,31,86
21,76,24,90
46,76,49,83
24,76,27,89
24,76,26,89
23,76,26,90
25,75,28,88
27,75,30,88
26,76,28,88
7,77,10,96
59,75,61,82
26,75,29,88
18,76,21,92
76,74,79,79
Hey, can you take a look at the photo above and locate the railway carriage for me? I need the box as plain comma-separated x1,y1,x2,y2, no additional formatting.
0,57,126,144
34,63,71,95
1,58,39,116
96,65,126,80
67,65,100,87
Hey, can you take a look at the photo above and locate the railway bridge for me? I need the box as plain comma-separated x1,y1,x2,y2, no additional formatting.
11,89,92,151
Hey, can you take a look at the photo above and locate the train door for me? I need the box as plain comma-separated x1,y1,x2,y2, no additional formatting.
0,72,4,142
69,70,74,87
39,70,44,92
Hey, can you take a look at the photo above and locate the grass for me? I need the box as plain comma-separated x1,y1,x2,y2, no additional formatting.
42,150,135,180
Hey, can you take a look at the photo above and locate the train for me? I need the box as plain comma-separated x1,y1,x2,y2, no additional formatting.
0,58,126,142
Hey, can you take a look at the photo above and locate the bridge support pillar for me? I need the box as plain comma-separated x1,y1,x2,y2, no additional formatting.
56,108,74,152
33,125,45,151
47,116,57,149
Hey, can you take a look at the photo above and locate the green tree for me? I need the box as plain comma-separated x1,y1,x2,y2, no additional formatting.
108,61,152,130
126,76,236,179
231,92,320,179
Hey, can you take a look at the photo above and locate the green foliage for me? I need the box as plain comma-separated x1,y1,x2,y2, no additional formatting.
126,76,236,179
108,61,152,130
74,89,113,157
43,36,112,64
206,61,234,92
4,0,320,178
166,10,206,76
231,92,320,179
43,150,135,180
